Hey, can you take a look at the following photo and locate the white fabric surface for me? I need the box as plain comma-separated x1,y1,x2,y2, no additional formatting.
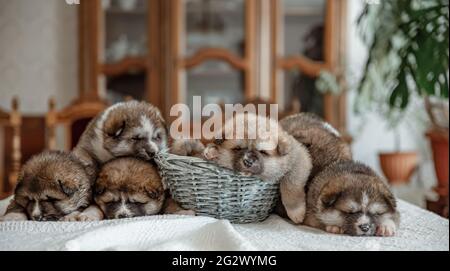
0,197,448,251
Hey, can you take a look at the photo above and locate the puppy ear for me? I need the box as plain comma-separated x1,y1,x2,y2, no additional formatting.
382,187,397,210
321,192,342,208
214,131,225,145
277,136,290,156
214,138,224,145
145,186,162,199
57,180,76,196
94,185,105,196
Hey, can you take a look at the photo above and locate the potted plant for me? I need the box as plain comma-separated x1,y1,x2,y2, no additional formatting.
356,0,449,185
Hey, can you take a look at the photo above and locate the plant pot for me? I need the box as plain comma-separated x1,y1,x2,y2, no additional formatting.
379,152,418,185
426,130,449,195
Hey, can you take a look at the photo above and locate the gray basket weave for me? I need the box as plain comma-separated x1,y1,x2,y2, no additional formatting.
154,152,280,224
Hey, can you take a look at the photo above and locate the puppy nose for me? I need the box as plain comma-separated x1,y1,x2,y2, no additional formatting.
243,152,257,168
359,224,371,232
142,148,155,159
243,158,254,168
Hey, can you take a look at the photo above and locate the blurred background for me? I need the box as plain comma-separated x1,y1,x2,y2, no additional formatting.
0,0,448,217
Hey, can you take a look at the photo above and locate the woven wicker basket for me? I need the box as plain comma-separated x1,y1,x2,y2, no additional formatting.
154,152,280,224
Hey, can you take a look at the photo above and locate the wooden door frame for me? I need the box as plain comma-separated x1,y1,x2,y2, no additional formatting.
167,0,257,113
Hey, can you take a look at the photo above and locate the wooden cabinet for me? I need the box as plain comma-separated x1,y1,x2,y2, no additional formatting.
78,0,348,133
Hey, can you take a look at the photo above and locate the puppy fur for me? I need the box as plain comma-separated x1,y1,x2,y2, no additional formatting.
0,151,93,221
94,158,165,219
280,113,352,179
170,139,206,158
203,113,312,224
304,161,400,236
70,101,168,221
73,100,168,177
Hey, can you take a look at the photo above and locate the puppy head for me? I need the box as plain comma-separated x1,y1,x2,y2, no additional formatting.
317,162,397,236
203,113,291,181
13,151,91,221
94,158,165,219
100,101,168,160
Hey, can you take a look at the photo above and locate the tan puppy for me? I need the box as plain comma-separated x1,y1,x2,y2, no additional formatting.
94,158,165,219
304,161,400,236
203,113,312,224
0,151,100,222
94,158,194,219
280,113,352,179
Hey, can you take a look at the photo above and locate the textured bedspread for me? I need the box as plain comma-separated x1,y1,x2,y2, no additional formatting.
0,198,448,251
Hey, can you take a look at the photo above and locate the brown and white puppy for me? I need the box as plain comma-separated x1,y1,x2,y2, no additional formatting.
73,100,168,176
280,113,352,179
0,151,96,222
94,158,166,219
203,113,312,224
304,160,400,237
94,157,193,219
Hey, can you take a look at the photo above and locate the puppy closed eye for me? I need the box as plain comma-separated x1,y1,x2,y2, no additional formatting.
46,196,60,203
132,135,145,141
232,146,244,151
152,133,162,142
259,150,270,156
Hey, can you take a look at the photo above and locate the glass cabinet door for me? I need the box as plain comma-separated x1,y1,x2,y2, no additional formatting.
175,0,250,116
278,0,327,116
101,0,150,103
184,0,246,57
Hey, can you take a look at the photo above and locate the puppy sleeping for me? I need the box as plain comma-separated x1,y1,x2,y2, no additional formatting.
0,151,100,221
304,161,400,237
74,100,168,173
68,100,169,221
94,157,194,219
94,158,166,219
202,113,312,224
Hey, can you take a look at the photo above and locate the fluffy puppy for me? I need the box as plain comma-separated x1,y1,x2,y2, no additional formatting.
94,158,193,219
0,151,94,222
304,161,400,236
280,113,352,179
203,113,312,224
73,100,168,176
94,158,165,219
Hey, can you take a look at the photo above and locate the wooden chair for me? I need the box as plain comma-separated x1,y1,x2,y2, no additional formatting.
46,98,108,151
0,98,22,198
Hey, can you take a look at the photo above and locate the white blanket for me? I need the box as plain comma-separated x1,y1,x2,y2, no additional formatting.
0,197,448,251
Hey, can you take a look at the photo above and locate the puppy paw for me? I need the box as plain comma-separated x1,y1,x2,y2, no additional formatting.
286,205,306,224
173,210,196,216
0,212,28,222
376,220,397,237
326,225,344,234
61,211,101,222
203,145,219,160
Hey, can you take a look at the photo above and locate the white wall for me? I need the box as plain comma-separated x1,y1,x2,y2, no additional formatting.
0,0,78,114
345,0,437,190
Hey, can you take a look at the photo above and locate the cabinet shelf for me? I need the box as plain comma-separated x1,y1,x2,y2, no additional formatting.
101,56,148,77
105,8,147,16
